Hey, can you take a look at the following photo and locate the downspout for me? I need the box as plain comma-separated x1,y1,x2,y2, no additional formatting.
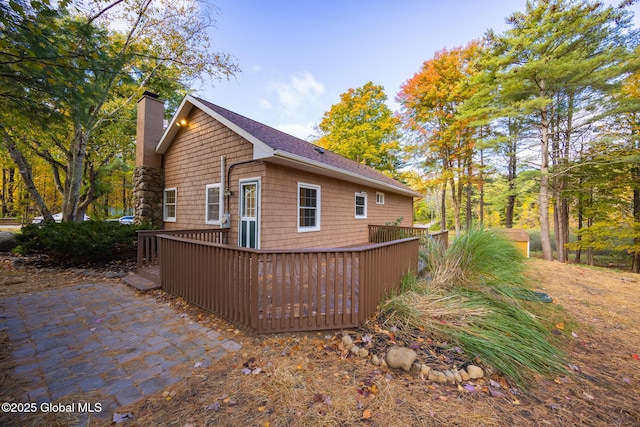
220,155,225,214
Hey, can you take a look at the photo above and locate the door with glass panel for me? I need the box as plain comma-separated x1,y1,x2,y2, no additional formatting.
239,180,259,248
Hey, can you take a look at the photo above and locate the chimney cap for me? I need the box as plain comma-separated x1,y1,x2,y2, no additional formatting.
142,91,160,99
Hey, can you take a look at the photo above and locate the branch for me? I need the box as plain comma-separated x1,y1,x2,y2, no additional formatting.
87,0,125,25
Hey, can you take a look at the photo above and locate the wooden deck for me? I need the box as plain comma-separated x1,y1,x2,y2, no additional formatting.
135,226,435,333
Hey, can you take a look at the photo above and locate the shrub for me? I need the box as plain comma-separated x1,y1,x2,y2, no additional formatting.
382,227,566,387
14,220,153,264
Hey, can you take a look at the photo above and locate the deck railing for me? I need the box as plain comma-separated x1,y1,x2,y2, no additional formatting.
137,229,229,275
368,225,448,248
157,235,419,333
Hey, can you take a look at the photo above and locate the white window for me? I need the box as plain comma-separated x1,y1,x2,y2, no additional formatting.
376,192,385,205
205,184,222,224
163,188,177,222
355,192,367,219
298,183,320,232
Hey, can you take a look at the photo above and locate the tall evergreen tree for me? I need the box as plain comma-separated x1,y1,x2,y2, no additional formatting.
480,0,638,261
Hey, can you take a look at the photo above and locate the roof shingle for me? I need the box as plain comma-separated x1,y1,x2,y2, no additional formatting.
195,97,417,195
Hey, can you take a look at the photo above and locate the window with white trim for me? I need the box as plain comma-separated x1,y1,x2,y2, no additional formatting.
376,192,385,205
298,183,320,232
205,184,222,224
163,188,177,222
355,192,367,219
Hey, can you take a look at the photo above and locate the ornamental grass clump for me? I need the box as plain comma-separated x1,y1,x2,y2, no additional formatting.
382,227,566,387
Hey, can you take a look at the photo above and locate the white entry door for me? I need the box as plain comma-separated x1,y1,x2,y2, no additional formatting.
239,179,260,249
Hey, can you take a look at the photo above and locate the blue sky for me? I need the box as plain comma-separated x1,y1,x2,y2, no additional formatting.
199,1,635,140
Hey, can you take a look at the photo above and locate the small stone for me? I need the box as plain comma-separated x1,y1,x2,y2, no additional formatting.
410,363,422,374
453,370,462,383
381,359,388,368
358,347,369,358
342,335,354,350
371,355,380,366
420,364,431,377
385,347,417,372
444,370,456,384
459,369,471,381
466,365,484,379
428,369,440,381
350,345,360,355
436,372,448,383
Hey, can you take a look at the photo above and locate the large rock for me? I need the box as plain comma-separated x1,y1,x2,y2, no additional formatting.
0,232,17,252
385,347,417,371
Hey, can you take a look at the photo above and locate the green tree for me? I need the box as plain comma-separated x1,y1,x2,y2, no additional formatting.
478,0,638,261
0,0,239,222
315,82,402,176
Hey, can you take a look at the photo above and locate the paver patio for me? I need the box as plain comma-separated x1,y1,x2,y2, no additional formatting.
0,282,242,424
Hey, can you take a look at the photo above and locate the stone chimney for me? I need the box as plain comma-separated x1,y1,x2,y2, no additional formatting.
133,92,165,227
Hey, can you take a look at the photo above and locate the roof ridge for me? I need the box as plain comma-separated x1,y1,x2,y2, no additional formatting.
191,96,419,196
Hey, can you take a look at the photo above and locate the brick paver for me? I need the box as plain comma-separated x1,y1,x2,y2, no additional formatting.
0,283,242,424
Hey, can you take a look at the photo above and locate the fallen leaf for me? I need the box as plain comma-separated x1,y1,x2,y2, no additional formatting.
556,322,565,330
583,392,594,401
633,354,639,360
112,412,134,423
488,387,504,398
463,384,475,392
362,409,372,419
207,402,221,411
571,332,578,338
194,361,202,368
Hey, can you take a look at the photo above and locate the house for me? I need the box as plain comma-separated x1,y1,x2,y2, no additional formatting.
133,92,422,249
132,92,438,333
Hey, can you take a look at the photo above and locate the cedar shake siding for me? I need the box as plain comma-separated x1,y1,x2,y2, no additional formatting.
162,108,264,240
260,163,413,249
146,95,422,249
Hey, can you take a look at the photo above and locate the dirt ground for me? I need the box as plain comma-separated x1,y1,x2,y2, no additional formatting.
1,255,639,426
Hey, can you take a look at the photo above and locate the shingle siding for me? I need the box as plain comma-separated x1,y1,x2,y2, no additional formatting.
160,106,416,249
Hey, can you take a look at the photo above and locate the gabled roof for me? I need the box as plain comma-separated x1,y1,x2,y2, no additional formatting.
156,95,422,197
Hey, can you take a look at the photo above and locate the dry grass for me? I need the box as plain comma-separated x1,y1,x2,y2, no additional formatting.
1,256,639,426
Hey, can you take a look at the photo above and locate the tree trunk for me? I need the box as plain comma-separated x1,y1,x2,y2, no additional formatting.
1,128,54,221
538,92,554,261
633,182,640,273
440,181,447,231
451,175,461,236
575,192,583,265
505,118,518,228
63,124,89,222
465,159,473,230
632,116,640,273
1,169,6,217
479,147,484,226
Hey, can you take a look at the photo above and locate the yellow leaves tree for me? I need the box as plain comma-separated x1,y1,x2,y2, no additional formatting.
397,41,482,234
315,82,402,176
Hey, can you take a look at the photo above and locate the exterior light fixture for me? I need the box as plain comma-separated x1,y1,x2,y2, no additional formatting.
176,118,188,127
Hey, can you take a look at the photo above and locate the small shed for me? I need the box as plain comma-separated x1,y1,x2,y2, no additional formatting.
497,228,530,258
